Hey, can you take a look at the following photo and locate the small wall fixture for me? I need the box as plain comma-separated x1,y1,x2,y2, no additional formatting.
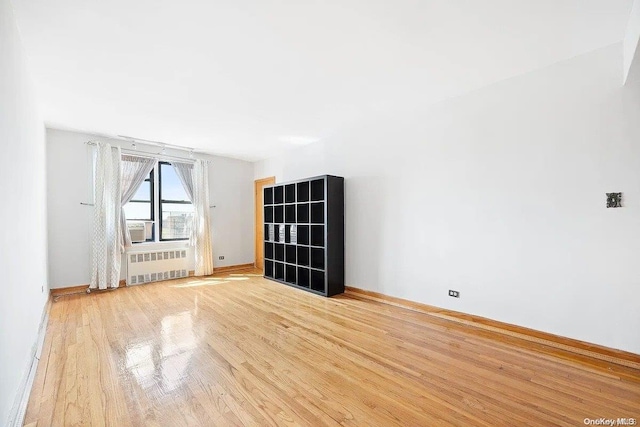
606,192,622,208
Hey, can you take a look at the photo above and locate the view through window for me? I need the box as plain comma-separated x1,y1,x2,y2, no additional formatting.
159,162,193,240
123,170,153,221
123,161,194,242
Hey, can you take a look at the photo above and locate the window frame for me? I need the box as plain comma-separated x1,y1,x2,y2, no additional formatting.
124,169,155,242
158,161,193,242
125,169,154,221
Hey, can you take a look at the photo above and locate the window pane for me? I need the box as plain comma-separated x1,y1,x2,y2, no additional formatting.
161,163,190,201
162,203,193,240
124,202,152,220
131,181,151,201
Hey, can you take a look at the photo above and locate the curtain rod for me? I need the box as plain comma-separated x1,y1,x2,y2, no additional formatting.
85,141,210,164
117,134,195,153
121,148,197,164
83,132,198,154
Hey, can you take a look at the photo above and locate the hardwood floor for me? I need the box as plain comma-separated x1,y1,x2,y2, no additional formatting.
25,270,640,426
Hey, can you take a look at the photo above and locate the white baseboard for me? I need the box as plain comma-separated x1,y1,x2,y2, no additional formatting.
6,296,50,427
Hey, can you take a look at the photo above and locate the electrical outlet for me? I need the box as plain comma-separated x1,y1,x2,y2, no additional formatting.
218,256,224,260
448,290,460,298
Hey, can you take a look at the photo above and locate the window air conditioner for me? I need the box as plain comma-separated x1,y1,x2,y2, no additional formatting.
127,221,146,243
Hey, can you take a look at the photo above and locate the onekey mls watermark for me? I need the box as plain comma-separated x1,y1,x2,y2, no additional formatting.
583,419,637,426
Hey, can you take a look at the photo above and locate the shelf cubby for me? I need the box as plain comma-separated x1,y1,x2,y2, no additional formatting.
264,187,273,205
274,243,285,261
310,247,324,270
284,225,292,243
297,246,309,267
297,267,310,288
310,179,324,201
274,205,284,223
310,270,325,292
275,262,285,281
311,225,324,247
265,260,274,278
265,242,274,260
263,175,344,297
274,186,284,204
285,204,296,223
297,181,310,202
285,264,297,284
297,203,309,223
297,225,309,245
310,202,324,224
264,206,274,223
285,184,296,203
285,244,296,264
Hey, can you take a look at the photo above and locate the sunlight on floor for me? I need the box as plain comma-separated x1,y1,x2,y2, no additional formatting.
170,280,229,288
168,271,261,288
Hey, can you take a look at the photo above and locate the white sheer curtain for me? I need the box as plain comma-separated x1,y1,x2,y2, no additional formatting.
90,142,122,290
120,155,156,249
172,162,194,201
172,160,213,276
172,161,197,244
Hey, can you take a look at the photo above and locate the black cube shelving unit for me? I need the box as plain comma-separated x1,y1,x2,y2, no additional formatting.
263,175,344,297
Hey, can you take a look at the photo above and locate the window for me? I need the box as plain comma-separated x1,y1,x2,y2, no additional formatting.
123,169,153,221
123,161,194,242
159,162,193,240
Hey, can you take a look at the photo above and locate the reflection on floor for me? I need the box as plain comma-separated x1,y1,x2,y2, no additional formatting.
24,269,640,426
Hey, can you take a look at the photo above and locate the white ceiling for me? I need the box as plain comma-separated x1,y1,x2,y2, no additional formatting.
12,0,633,161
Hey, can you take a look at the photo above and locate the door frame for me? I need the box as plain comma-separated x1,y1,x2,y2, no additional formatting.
255,176,275,270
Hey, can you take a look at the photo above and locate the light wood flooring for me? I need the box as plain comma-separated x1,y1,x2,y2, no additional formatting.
25,270,640,426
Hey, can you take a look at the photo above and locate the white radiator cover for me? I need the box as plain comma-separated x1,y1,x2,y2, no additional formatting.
127,248,189,285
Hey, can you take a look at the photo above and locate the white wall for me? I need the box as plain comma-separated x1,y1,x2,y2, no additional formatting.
254,43,640,355
208,154,255,266
624,0,640,83
46,129,93,287
0,0,49,424
47,128,254,288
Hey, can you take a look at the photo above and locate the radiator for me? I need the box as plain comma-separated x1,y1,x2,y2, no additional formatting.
127,249,189,285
